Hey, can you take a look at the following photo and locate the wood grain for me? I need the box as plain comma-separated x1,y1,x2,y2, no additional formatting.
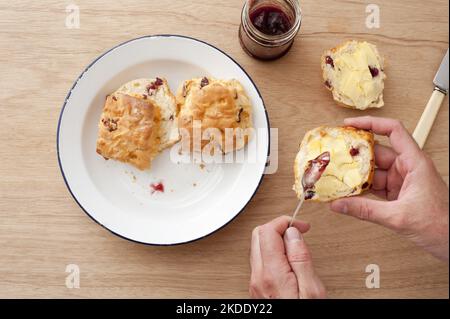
0,0,448,298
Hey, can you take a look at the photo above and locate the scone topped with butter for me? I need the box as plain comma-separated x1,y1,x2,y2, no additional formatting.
294,126,375,202
177,77,253,153
322,41,386,110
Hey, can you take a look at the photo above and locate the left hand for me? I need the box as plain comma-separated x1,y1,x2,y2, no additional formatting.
249,216,327,299
330,116,449,261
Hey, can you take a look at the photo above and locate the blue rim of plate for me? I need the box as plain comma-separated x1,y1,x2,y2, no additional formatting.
56,34,271,246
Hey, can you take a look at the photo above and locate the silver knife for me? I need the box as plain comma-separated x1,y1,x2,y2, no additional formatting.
413,49,449,148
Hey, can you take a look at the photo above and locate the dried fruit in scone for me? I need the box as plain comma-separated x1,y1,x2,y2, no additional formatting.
293,126,375,202
177,77,253,153
96,93,161,170
115,77,180,150
321,41,386,110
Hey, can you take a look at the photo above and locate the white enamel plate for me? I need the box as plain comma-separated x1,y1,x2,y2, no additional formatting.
57,35,270,245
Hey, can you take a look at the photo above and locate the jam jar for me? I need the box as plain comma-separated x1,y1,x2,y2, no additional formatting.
239,0,302,60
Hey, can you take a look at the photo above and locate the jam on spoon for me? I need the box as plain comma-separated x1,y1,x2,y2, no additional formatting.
290,151,331,226
302,151,331,200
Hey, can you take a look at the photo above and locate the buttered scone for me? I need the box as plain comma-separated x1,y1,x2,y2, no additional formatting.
115,78,180,150
294,127,375,202
96,93,161,170
322,41,386,110
177,77,253,153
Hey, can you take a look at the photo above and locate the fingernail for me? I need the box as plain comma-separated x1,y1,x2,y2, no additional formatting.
332,201,348,214
285,227,303,242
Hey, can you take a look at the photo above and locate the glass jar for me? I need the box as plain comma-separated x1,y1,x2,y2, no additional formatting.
239,0,302,60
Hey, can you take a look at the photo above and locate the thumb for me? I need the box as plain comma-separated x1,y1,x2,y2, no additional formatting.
284,228,326,299
330,197,396,229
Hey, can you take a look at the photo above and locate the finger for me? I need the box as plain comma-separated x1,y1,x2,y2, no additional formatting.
249,227,264,298
250,227,263,277
374,144,397,169
257,217,311,289
257,224,295,299
385,178,402,200
283,228,327,299
371,189,387,199
330,197,400,230
258,223,292,275
373,147,405,200
371,169,387,199
344,116,420,155
394,152,423,180
250,216,309,272
265,215,311,235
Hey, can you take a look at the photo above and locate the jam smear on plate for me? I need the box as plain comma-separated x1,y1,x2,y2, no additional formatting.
150,182,165,194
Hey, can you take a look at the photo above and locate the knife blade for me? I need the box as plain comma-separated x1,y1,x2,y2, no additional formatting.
413,49,449,148
434,49,449,94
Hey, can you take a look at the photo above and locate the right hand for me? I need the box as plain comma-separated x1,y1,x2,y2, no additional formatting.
249,216,326,299
330,116,449,262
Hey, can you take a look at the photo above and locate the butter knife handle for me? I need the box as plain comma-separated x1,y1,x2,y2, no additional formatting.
413,89,446,149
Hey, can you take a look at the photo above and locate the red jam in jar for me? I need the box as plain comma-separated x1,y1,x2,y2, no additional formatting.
250,6,292,35
239,0,302,60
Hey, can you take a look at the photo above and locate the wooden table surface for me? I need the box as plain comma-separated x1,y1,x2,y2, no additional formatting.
0,0,448,298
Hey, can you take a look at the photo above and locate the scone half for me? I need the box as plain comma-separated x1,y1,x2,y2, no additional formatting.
177,77,253,154
321,40,386,110
115,77,180,150
96,93,161,170
294,126,375,202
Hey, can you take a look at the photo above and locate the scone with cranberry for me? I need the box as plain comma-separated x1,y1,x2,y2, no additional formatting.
293,126,375,202
115,78,180,150
96,93,161,170
321,41,386,110
177,77,253,154
96,78,180,170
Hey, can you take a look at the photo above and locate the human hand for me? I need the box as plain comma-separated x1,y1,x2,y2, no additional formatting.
330,116,449,261
249,216,326,299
